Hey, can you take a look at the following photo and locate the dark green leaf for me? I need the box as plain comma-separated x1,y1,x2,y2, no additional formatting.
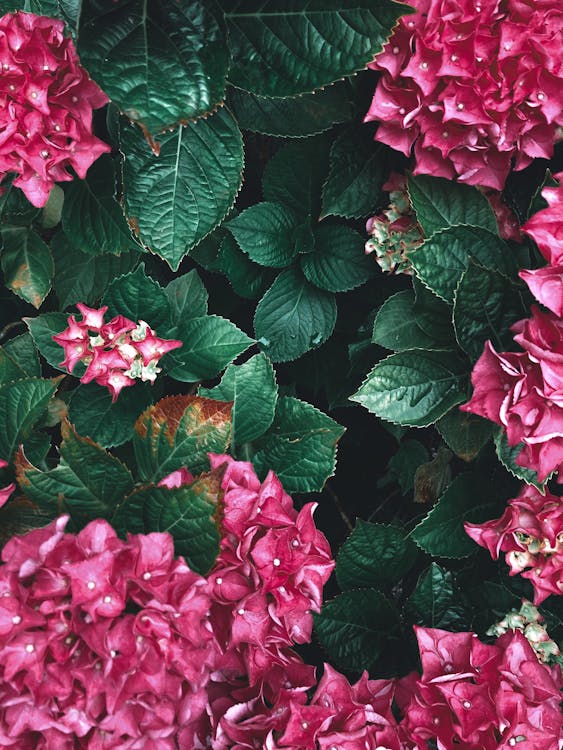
314,589,399,672
120,109,244,270
25,312,69,372
216,234,271,300
336,520,417,591
262,137,330,218
1,226,53,308
411,471,505,558
0,334,40,384
408,174,498,237
453,260,527,360
52,232,140,310
351,350,468,427
227,81,354,138
301,224,373,292
254,269,337,362
253,396,344,492
494,430,546,491
68,382,154,448
373,289,455,351
321,129,388,219
164,270,208,327
200,353,278,445
102,264,171,331
15,420,134,524
409,226,515,303
387,438,430,494
405,563,467,629
112,471,221,574
168,315,254,382
79,0,228,133
133,395,232,482
62,154,140,256
436,408,495,462
227,202,300,268
0,377,58,463
224,0,411,97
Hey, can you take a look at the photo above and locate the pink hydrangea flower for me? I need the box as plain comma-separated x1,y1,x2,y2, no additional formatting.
53,305,182,401
0,460,15,508
0,11,110,207
465,484,563,604
365,1,563,190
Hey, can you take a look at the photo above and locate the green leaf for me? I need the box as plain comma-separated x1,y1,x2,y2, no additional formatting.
57,0,81,35
411,471,505,558
224,0,411,97
52,232,140,310
409,226,515,303
453,260,527,361
253,396,344,492
254,269,337,362
200,353,278,445
408,174,498,237
387,438,430,494
120,109,244,270
61,155,140,256
336,520,417,591
1,226,53,308
133,395,232,482
112,471,221,574
168,315,254,382
372,289,455,351
301,224,373,292
227,202,300,268
227,80,355,138
68,382,154,449
0,334,40,384
262,137,330,218
216,234,271,300
314,589,399,672
405,563,467,629
321,129,388,219
25,312,70,372
0,182,40,226
351,350,467,427
102,264,171,331
413,277,457,343
16,420,134,524
494,430,545,491
436,408,495,462
164,270,208,327
0,377,58,464
79,0,228,133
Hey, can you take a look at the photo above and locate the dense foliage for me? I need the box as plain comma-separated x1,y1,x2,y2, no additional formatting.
0,1,562,748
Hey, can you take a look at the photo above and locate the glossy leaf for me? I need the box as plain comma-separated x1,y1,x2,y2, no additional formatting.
102,264,171,331
0,377,59,463
373,289,454,351
227,202,300,268
1,226,53,308
301,224,373,292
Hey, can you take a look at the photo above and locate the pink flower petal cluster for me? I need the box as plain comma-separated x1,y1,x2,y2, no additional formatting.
0,515,216,748
398,626,563,750
0,11,110,207
365,0,563,190
465,484,563,604
53,303,182,401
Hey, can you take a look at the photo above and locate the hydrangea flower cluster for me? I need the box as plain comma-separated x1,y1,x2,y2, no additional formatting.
398,625,563,750
365,0,563,190
365,173,423,275
465,484,563,604
0,12,110,207
53,304,182,401
462,174,563,481
487,600,562,665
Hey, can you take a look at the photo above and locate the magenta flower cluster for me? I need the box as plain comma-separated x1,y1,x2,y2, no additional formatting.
465,484,563,604
462,174,563,482
0,12,110,207
53,304,182,402
365,0,563,190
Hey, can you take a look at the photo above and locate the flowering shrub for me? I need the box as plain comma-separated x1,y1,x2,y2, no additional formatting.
2,3,563,749
365,0,563,190
53,304,182,401
0,12,109,207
